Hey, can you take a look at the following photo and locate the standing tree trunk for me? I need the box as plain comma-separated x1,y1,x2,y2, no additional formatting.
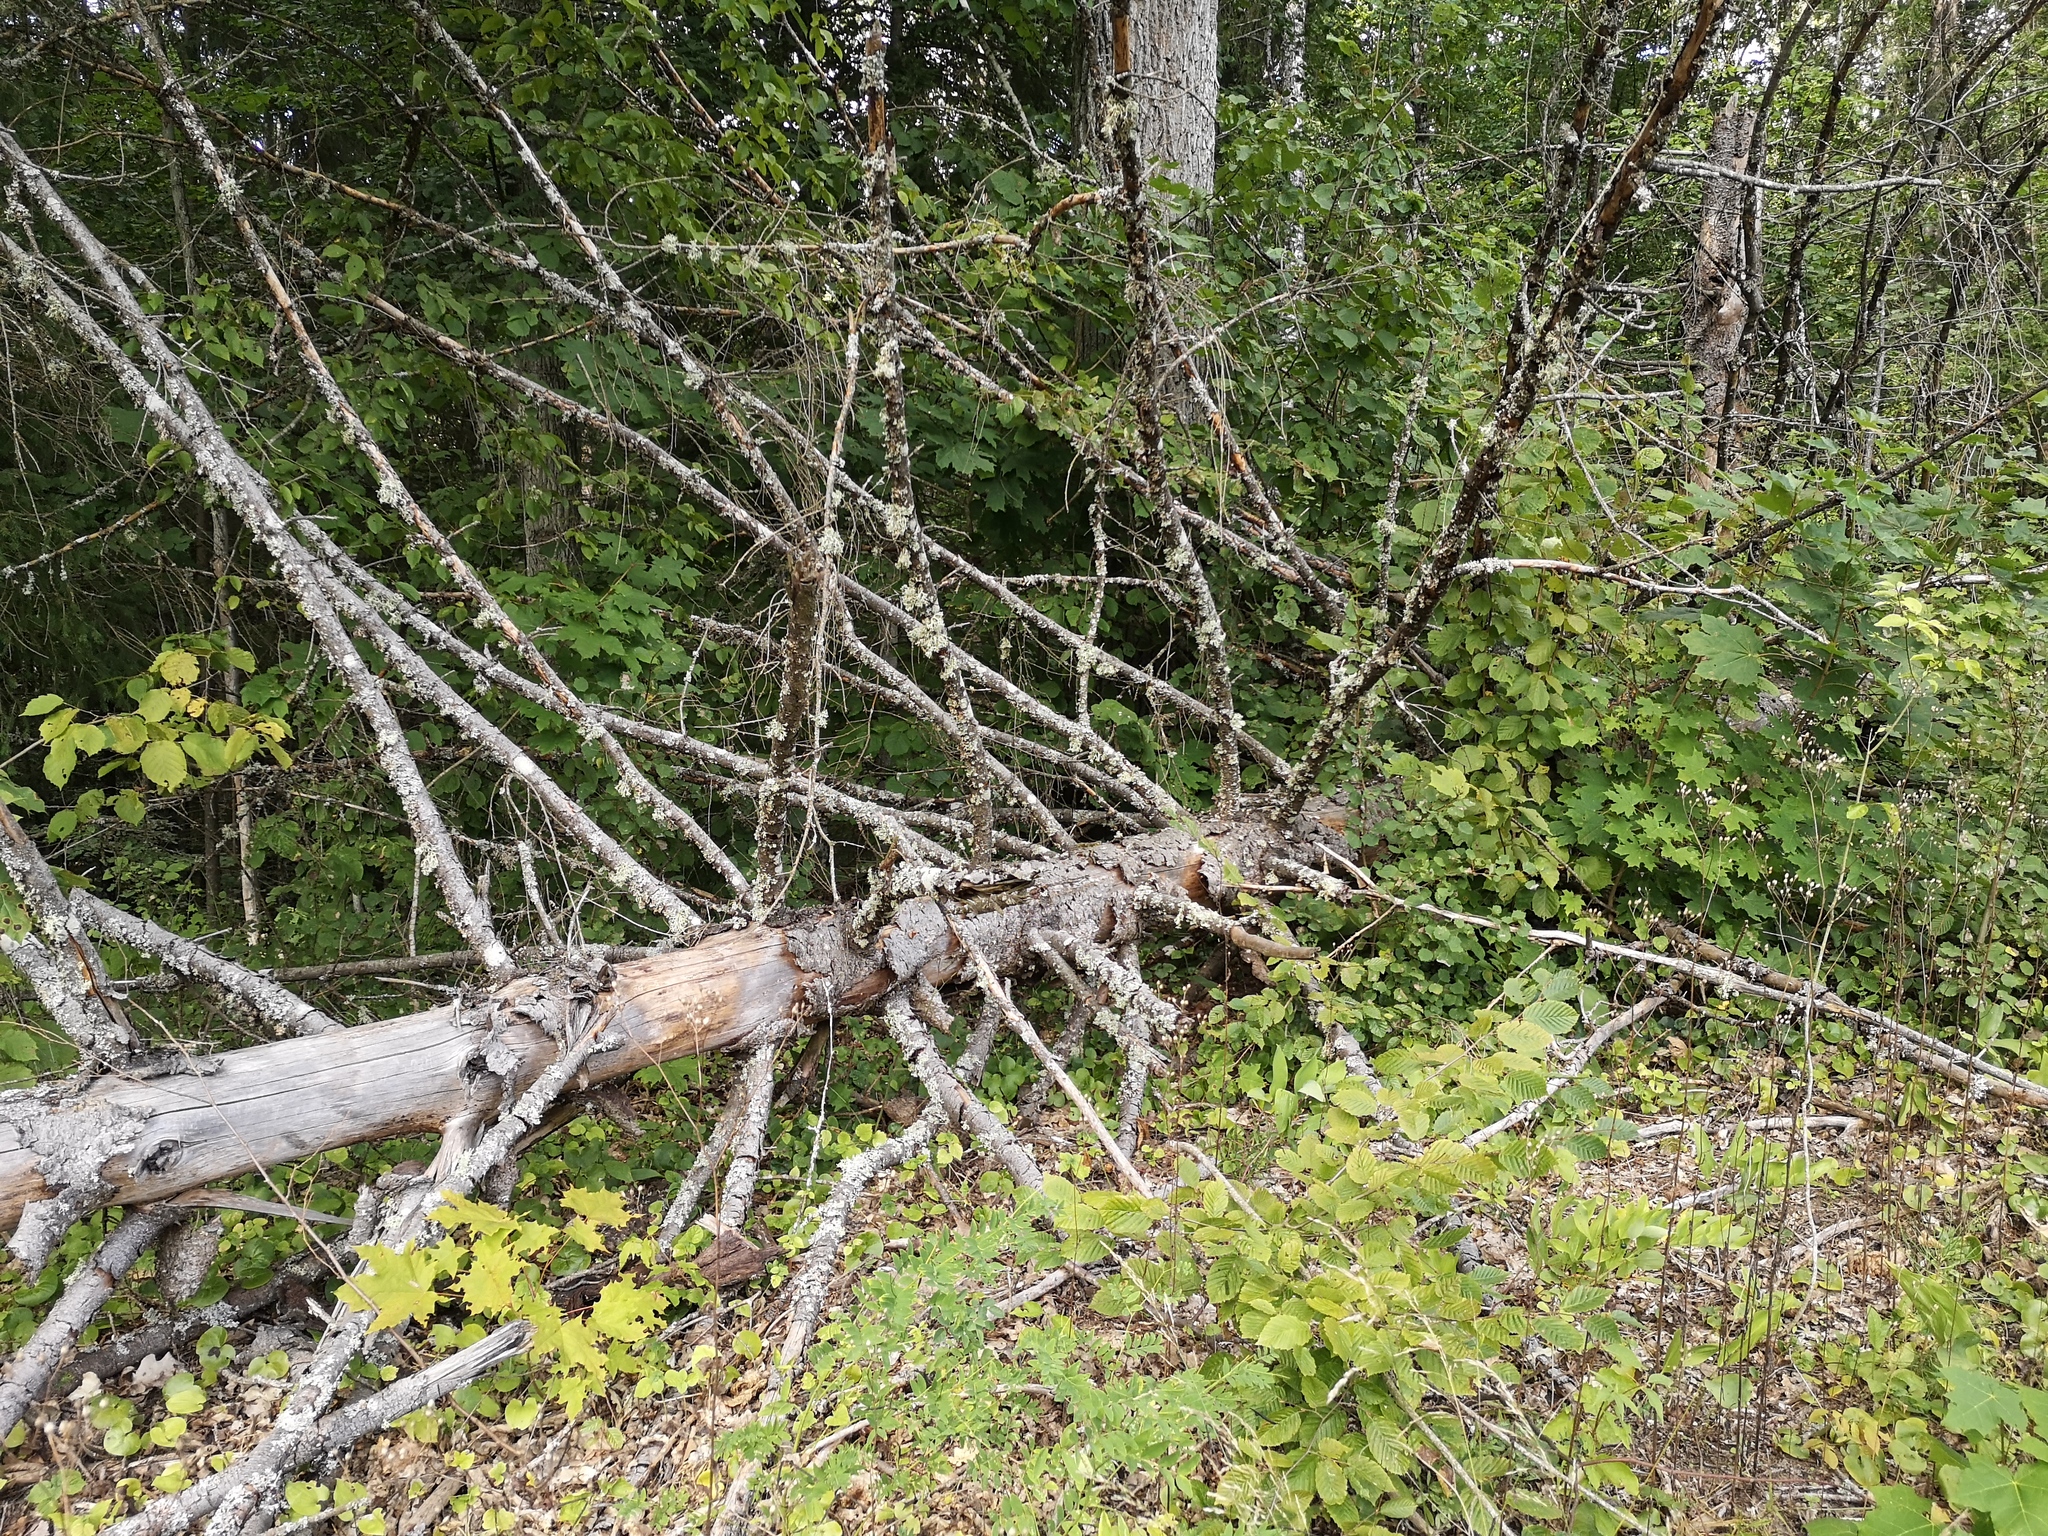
1685,100,1756,472
1076,0,1219,192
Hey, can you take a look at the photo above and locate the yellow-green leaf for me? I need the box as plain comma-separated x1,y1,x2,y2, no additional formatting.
138,739,187,790
103,715,148,754
1496,1016,1553,1055
456,1238,524,1314
343,1245,443,1332
183,735,231,777
590,1279,664,1344
561,1186,631,1228
1256,1312,1314,1350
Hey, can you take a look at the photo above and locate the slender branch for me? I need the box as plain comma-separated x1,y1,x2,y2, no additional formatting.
73,891,340,1035
0,1205,180,1445
0,134,510,974
129,27,746,909
957,931,1154,1195
1279,0,1727,819
1465,983,1676,1144
0,799,137,1061
864,28,998,860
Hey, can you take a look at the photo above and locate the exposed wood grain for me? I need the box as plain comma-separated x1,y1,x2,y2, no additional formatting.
0,821,1243,1240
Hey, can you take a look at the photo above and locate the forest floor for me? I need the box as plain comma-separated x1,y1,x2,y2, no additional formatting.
4,1015,2029,1536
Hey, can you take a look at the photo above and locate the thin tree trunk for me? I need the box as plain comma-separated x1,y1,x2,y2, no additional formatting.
1767,0,1886,432
1684,100,1756,472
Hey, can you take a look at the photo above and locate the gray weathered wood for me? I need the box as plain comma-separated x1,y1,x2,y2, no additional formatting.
0,818,1290,1248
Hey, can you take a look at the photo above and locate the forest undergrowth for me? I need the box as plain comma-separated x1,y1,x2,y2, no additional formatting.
11,917,2048,1536
6,0,2048,1527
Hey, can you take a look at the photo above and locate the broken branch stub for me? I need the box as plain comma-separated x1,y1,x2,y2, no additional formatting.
0,812,1337,1262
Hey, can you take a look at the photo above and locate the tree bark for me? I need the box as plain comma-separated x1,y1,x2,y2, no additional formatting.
1077,0,1219,191
0,813,1329,1254
1685,100,1756,472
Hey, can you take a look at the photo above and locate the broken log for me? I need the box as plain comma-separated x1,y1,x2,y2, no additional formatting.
0,814,1328,1258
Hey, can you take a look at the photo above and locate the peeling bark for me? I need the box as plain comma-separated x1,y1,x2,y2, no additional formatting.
1685,101,1758,471
0,813,1333,1250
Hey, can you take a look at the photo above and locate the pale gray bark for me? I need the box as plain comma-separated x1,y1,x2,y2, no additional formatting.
1077,0,1220,192
1684,101,1758,469
0,1205,179,1445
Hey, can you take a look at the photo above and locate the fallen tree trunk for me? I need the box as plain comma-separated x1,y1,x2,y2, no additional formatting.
0,813,1328,1256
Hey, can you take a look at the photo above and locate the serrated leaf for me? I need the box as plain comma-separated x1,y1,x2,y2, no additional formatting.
1809,1484,1938,1536
1315,1453,1348,1507
1941,1364,2030,1439
456,1239,523,1314
1496,1016,1554,1055
183,735,231,776
1680,615,1768,688
1089,1277,1148,1319
1330,1087,1381,1117
561,1185,631,1227
1363,1417,1409,1472
590,1278,664,1343
156,650,201,686
103,715,147,754
21,694,63,717
1944,1455,2048,1535
343,1245,443,1332
1256,1312,1314,1350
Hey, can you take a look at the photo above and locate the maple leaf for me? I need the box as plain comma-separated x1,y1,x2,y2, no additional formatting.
456,1236,526,1315
591,1279,665,1344
1679,615,1768,689
342,1244,445,1332
562,1186,631,1228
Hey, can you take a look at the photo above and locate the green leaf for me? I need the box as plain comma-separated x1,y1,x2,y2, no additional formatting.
285,1482,327,1520
136,689,174,724
1256,1312,1315,1350
1944,1456,2048,1536
42,741,75,788
156,650,201,687
1809,1484,1939,1536
1496,1016,1554,1055
1680,616,1768,688
1522,999,1579,1033
183,735,231,777
1942,1365,2029,1439
504,1398,542,1431
21,694,63,717
139,739,187,791
103,715,147,754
